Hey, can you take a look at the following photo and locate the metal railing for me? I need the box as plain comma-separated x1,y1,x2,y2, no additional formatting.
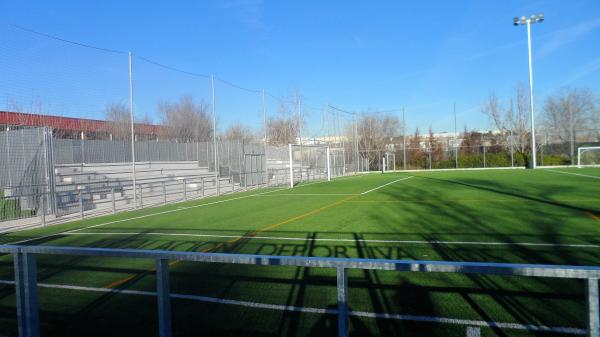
0,244,599,337
0,174,242,228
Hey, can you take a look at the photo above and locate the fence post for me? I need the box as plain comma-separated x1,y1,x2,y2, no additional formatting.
201,177,204,197
40,194,46,227
111,188,116,214
14,252,40,337
139,184,144,208
156,259,172,337
336,267,348,337
79,190,84,219
231,177,234,193
162,181,167,205
588,278,599,337
483,146,487,168
183,179,187,201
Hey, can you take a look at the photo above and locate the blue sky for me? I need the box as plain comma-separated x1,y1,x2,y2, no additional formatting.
0,0,599,135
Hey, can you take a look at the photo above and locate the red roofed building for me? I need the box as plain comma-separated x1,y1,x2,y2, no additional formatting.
0,111,161,140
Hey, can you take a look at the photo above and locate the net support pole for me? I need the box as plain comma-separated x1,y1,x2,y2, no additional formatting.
288,144,294,188
578,147,582,168
262,89,269,186
326,146,331,181
128,52,137,208
211,75,218,176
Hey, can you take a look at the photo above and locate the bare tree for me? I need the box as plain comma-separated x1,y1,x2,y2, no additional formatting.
222,123,255,143
266,93,304,146
355,112,401,168
482,84,531,162
158,95,212,142
104,102,131,141
266,114,300,146
543,87,598,164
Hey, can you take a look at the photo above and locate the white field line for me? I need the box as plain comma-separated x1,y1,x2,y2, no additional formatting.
8,187,287,245
390,166,526,173
292,173,365,188
256,193,358,196
360,176,414,195
545,169,600,180
62,231,600,248
0,279,585,335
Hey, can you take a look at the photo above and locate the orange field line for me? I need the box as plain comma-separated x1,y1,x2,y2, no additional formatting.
586,211,600,223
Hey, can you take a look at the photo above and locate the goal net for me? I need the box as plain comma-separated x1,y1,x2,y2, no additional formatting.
288,144,331,187
329,147,346,178
578,147,600,168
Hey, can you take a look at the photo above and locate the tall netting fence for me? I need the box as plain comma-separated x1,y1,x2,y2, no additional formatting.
0,127,52,223
390,129,600,170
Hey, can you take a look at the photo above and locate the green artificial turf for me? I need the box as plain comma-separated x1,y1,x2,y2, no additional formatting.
0,167,599,336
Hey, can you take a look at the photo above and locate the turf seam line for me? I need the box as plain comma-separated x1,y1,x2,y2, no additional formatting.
62,232,600,248
0,280,586,334
360,176,413,195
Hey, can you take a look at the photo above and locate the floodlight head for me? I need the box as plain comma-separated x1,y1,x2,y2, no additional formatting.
520,16,528,25
513,17,520,26
536,13,544,23
530,14,537,23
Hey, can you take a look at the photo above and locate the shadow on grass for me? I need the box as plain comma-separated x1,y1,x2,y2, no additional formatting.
0,172,598,336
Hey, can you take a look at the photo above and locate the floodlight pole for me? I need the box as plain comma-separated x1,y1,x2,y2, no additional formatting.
526,20,537,169
515,15,542,169
128,52,137,208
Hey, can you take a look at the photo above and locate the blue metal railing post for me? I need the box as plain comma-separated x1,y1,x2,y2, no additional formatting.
156,258,172,337
337,267,348,337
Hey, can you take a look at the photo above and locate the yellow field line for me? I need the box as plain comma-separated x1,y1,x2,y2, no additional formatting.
104,195,355,289
256,195,356,233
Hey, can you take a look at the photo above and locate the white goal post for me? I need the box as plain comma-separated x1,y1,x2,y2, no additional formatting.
288,144,331,187
578,146,600,168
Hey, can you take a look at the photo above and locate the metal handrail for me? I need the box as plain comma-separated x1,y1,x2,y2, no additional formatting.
0,244,598,337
